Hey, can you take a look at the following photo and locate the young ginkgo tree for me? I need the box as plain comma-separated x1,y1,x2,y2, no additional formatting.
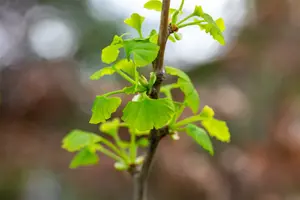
62,0,230,200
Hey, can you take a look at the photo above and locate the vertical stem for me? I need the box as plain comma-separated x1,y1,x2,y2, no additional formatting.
132,1,171,200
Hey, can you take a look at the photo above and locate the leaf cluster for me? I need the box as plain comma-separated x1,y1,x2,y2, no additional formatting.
62,0,230,170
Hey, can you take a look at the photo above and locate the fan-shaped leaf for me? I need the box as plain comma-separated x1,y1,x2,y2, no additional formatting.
186,124,214,155
89,96,122,124
124,13,145,36
90,67,115,80
165,66,200,114
70,147,99,169
100,118,120,137
124,40,159,66
202,118,230,142
122,97,175,131
101,45,120,64
62,129,102,152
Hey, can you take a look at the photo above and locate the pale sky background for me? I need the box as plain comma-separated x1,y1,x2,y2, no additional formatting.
0,0,249,68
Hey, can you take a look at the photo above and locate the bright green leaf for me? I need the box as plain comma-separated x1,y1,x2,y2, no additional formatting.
202,13,215,24
123,85,137,94
168,35,176,43
115,59,136,77
179,80,200,114
62,129,102,152
111,35,123,46
101,45,120,64
150,33,158,44
199,105,215,119
149,29,158,44
144,0,162,11
144,0,176,14
122,97,175,131
165,66,191,81
193,5,204,17
174,32,182,40
124,13,145,37
196,13,225,45
216,18,226,32
137,138,149,147
70,147,99,169
186,124,214,155
202,118,230,142
124,40,159,66
165,66,200,114
90,67,115,80
100,118,120,136
89,96,122,124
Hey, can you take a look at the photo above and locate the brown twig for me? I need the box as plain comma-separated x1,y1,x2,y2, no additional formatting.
132,1,172,200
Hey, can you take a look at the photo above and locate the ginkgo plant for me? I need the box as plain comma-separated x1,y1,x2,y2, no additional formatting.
62,0,230,200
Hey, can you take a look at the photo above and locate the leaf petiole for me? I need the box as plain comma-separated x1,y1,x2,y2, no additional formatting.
129,132,137,162
100,138,127,160
169,103,185,125
95,145,123,162
103,89,126,97
178,0,185,11
113,65,136,85
177,13,194,26
112,134,131,163
173,114,200,129
178,20,205,29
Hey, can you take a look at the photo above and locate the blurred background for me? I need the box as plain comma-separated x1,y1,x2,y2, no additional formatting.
1,0,300,199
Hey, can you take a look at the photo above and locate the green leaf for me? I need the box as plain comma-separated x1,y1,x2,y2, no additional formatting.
115,59,136,77
168,35,176,43
100,118,120,137
111,35,123,46
186,124,214,155
144,0,177,14
122,96,175,131
124,40,159,66
101,45,120,64
124,13,145,37
89,96,122,124
202,118,230,142
199,105,215,119
137,138,149,147
193,5,204,17
144,0,162,11
123,85,137,94
216,18,225,32
196,14,225,45
70,147,99,168
62,129,102,152
150,33,158,44
90,67,115,80
149,29,158,44
165,66,190,81
178,79,200,114
165,66,200,114
174,32,182,40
